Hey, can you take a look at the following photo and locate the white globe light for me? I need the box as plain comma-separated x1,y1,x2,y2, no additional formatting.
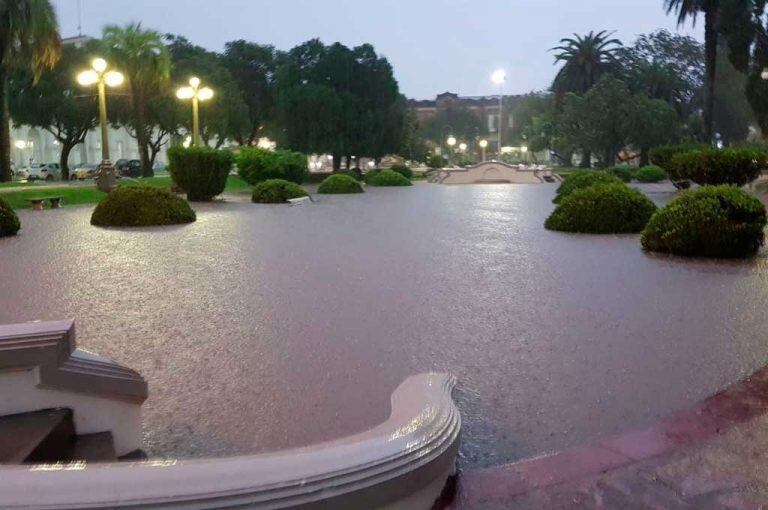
92,58,108,73
447,136,457,147
197,87,214,101
189,76,201,89
14,140,27,149
77,70,99,86
491,69,507,85
104,71,124,88
459,143,467,151
479,139,488,148
762,68,768,81
521,146,529,153
176,86,195,100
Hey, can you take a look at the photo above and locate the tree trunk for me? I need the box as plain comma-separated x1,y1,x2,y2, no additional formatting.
703,8,719,143
133,96,153,178
579,151,591,168
60,141,74,180
0,68,11,182
332,153,341,172
148,142,159,169
639,148,650,167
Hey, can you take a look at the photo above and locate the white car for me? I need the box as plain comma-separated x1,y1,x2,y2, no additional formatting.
11,162,28,180
71,163,98,180
26,163,62,181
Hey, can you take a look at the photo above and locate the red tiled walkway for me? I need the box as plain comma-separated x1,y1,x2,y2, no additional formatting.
450,365,768,509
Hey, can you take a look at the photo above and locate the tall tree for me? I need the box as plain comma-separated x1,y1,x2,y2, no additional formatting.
0,0,61,181
551,31,622,99
9,42,99,179
664,0,721,142
103,23,171,177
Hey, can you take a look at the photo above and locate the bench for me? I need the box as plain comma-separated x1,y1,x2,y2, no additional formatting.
27,196,63,211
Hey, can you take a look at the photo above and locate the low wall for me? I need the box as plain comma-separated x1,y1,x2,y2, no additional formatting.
0,372,460,509
436,162,557,184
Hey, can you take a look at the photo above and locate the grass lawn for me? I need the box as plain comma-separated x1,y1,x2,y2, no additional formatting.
1,175,251,210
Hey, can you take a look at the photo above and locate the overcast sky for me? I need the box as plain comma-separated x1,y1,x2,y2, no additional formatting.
52,0,701,99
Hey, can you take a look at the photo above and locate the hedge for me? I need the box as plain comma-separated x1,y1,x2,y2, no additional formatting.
390,165,413,179
666,148,766,186
168,146,234,201
607,166,635,183
0,196,20,237
641,185,767,258
252,179,309,203
237,148,308,185
649,143,710,175
635,165,667,183
366,169,413,187
317,174,364,194
91,187,196,227
546,183,657,234
553,171,623,204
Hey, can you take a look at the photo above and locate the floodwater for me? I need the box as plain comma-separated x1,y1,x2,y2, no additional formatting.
2,183,768,469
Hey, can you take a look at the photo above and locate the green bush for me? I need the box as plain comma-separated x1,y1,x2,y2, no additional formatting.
546,183,657,234
252,179,309,204
237,148,308,185
364,168,382,184
390,164,413,179
0,196,20,237
607,166,636,183
366,169,413,187
91,187,196,227
641,185,767,258
666,148,766,186
635,165,667,183
553,171,623,204
649,143,710,175
317,174,365,194
338,169,363,181
168,146,234,201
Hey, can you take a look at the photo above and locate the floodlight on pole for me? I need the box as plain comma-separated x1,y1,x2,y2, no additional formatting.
176,76,214,147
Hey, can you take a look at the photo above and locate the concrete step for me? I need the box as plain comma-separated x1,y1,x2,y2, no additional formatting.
70,432,116,462
0,408,75,464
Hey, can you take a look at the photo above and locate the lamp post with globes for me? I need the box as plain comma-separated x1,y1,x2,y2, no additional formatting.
77,57,124,189
446,135,457,166
176,77,214,147
491,69,506,159
479,139,488,162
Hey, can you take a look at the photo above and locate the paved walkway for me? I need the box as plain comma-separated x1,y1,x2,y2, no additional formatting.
449,364,768,509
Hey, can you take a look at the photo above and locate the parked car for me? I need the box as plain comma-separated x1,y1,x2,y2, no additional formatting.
121,160,142,178
10,162,28,180
26,163,62,181
115,159,129,173
71,163,98,180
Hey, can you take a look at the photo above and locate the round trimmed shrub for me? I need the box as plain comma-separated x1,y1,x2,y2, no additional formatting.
252,179,309,203
0,196,20,237
390,165,413,179
649,143,710,173
366,169,413,187
553,171,623,204
545,183,657,234
641,185,767,258
237,148,308,185
666,148,766,187
364,168,382,184
91,187,196,227
168,146,234,201
635,165,667,183
318,174,364,194
608,166,635,183
338,169,363,181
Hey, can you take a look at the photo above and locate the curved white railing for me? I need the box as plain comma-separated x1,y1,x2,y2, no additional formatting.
0,372,460,509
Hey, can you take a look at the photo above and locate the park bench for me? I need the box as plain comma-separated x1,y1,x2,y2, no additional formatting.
27,196,63,211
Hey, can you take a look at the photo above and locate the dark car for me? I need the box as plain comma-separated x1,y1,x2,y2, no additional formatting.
115,159,129,172
121,160,142,178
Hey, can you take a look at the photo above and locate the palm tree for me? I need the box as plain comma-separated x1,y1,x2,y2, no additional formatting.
552,31,622,98
0,0,61,181
552,31,621,167
103,23,171,178
664,0,719,142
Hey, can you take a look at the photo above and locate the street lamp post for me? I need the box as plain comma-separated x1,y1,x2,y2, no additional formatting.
176,77,214,147
479,139,488,162
77,57,124,191
446,136,457,167
491,69,506,159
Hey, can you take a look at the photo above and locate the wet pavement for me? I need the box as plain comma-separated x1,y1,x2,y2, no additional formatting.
1,183,768,469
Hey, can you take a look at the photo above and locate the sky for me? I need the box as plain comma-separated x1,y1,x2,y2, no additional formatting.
52,0,702,100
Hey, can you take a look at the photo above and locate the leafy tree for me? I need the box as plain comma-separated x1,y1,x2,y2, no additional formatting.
713,42,755,144
9,42,99,179
628,95,681,165
399,110,428,162
222,40,280,145
0,0,61,181
275,40,405,170
103,23,171,177
421,105,485,146
664,0,721,142
552,31,622,98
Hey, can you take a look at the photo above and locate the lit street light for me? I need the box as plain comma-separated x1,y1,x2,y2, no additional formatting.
459,142,468,152
479,139,488,162
177,77,214,147
447,136,457,166
77,57,124,190
491,69,506,158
